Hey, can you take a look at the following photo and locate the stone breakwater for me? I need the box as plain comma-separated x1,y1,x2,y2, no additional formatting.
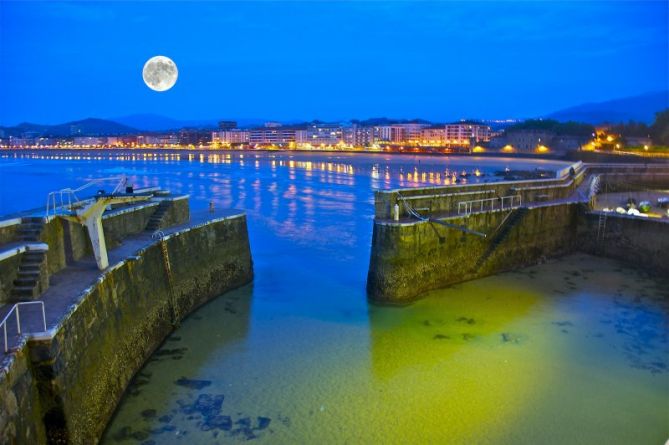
367,163,669,304
0,214,253,444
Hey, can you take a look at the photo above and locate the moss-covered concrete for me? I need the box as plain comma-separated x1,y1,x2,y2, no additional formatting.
0,253,22,304
101,202,159,248
157,196,190,229
367,204,581,304
0,342,47,444
579,212,669,276
0,220,21,245
27,214,251,444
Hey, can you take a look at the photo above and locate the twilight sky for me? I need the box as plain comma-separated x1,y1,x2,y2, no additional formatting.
0,1,667,125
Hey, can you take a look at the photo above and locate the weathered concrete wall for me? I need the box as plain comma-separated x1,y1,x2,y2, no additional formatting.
367,204,581,304
579,212,669,276
101,202,159,248
0,253,22,304
38,197,189,278
0,219,21,245
0,345,47,444
158,196,190,229
26,214,252,444
374,169,585,220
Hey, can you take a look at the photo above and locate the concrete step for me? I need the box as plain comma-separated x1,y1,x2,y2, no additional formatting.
19,265,40,272
11,286,36,297
17,270,40,278
13,278,37,287
18,226,42,232
21,257,43,265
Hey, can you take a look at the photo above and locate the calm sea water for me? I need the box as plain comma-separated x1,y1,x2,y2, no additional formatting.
1,151,667,444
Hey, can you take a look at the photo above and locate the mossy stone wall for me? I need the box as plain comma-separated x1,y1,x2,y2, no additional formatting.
0,252,22,304
32,215,252,444
367,204,581,304
0,343,47,444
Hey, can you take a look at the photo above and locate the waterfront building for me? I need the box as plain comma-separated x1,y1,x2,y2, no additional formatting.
179,129,212,146
8,136,35,147
378,123,428,143
343,124,379,146
504,129,555,152
73,137,106,147
249,127,297,145
296,123,343,146
421,126,447,145
212,130,250,144
137,134,180,146
445,123,492,145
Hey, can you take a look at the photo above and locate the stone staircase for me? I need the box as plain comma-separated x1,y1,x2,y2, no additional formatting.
474,207,529,270
12,250,47,300
17,217,44,242
8,217,48,301
145,201,171,232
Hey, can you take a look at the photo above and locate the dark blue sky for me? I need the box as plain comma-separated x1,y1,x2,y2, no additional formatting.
1,1,667,125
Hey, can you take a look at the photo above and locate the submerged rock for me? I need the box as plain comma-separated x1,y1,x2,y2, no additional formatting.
174,377,212,390
141,409,157,419
433,334,450,340
256,417,271,430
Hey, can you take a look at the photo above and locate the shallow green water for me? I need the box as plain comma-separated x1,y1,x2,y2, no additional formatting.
103,254,668,445
3,152,665,444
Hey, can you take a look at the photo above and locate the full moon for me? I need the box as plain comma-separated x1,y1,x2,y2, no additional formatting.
142,56,178,92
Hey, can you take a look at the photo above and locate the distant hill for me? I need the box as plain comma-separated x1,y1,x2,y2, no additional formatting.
111,114,265,131
1,118,138,137
547,91,668,124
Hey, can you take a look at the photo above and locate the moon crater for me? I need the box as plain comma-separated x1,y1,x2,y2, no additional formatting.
143,56,178,92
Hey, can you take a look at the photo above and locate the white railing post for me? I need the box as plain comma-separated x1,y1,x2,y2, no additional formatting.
3,322,7,353
15,309,21,334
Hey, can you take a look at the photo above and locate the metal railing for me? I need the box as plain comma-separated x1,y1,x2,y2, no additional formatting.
1,301,47,353
457,195,522,216
45,175,128,218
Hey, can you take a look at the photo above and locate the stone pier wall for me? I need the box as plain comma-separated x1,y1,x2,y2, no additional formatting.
579,212,669,276
0,343,46,444
0,214,253,444
367,203,581,304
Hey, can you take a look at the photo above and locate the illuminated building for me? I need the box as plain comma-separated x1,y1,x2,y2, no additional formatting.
249,127,297,145
343,124,379,146
378,123,428,143
212,130,250,144
296,123,343,146
445,123,492,145
420,127,447,145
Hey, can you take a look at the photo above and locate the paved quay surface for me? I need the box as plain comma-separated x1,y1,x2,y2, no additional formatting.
0,208,243,363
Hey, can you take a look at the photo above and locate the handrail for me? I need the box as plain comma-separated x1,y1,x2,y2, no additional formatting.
457,195,522,216
1,301,47,353
45,175,127,218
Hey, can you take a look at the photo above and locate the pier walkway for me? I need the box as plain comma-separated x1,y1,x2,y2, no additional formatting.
378,163,669,229
0,208,243,364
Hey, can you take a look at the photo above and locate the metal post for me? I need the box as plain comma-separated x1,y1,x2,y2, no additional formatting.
16,308,21,334
3,323,7,353
41,303,47,331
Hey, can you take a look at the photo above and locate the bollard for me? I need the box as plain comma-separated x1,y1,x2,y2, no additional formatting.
393,203,400,221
